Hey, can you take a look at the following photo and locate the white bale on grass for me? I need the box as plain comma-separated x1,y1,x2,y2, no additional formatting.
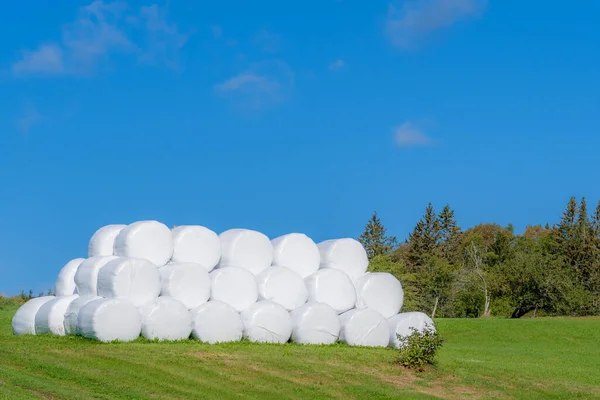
304,269,356,314
271,233,320,278
12,296,55,335
159,263,211,309
354,272,404,318
241,300,292,344
78,298,141,342
64,295,102,336
256,266,308,311
171,225,221,270
139,297,192,341
97,258,161,307
114,221,173,266
388,312,435,349
34,294,79,336
317,238,369,280
218,229,273,275
55,258,85,296
209,267,258,312
339,308,389,347
190,301,243,344
290,303,341,345
74,256,118,296
88,224,126,257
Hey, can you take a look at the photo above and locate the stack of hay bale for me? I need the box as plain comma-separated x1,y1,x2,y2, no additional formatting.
12,221,435,347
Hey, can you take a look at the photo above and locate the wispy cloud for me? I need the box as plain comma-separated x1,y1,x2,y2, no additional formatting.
211,25,223,38
393,122,433,147
12,1,187,77
386,0,487,50
253,29,282,53
214,60,294,110
329,59,345,71
17,105,42,134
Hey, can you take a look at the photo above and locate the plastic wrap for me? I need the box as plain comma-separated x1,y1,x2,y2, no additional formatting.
88,224,126,257
64,295,102,336
339,308,389,347
218,229,273,275
55,258,85,296
78,298,141,342
138,297,192,341
74,256,118,296
190,301,243,344
159,263,211,309
271,233,320,278
171,225,221,270
34,295,79,336
304,269,357,314
290,303,341,345
97,258,161,307
317,238,369,280
354,272,404,318
209,266,258,312
388,312,435,349
241,300,292,344
114,221,174,266
256,266,308,311
12,296,55,335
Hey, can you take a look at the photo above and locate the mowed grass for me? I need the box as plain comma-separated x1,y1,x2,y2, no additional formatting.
0,300,599,400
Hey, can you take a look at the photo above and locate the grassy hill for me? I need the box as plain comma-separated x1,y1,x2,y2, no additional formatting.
1,299,599,399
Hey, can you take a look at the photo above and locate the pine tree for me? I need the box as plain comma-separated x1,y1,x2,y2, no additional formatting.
552,197,578,260
404,203,441,267
591,200,600,238
437,204,461,263
358,211,398,259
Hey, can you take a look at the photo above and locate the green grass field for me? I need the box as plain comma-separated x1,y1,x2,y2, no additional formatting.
1,299,599,400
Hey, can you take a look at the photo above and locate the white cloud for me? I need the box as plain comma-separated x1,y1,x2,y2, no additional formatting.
12,44,64,75
214,60,293,110
17,105,42,134
12,1,187,77
386,0,487,49
394,122,432,147
329,59,345,71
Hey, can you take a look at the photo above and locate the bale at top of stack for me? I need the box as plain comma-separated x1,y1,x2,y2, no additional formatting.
12,220,431,348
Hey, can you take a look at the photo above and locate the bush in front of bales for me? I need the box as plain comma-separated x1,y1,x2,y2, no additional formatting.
396,323,443,371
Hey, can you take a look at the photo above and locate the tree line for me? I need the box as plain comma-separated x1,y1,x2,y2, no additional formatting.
359,197,600,318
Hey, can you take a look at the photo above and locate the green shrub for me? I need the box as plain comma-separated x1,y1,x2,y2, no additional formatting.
396,323,444,371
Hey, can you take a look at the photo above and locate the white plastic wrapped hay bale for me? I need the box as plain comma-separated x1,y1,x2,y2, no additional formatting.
388,312,435,349
271,233,320,278
97,258,161,307
139,297,192,341
218,229,273,275
190,301,243,344
74,256,118,296
241,300,292,344
210,266,258,312
12,296,55,335
114,221,173,266
354,272,404,318
159,263,211,309
171,225,221,270
317,238,369,280
64,295,102,336
256,266,308,311
304,269,356,314
55,258,85,296
339,308,389,347
78,298,141,342
88,224,126,257
34,294,79,336
290,303,341,345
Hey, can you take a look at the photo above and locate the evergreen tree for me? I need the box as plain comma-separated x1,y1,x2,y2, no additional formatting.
404,203,441,267
552,197,578,261
358,211,398,259
437,204,461,263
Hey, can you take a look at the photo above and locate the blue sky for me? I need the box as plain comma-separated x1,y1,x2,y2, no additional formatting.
1,0,599,294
